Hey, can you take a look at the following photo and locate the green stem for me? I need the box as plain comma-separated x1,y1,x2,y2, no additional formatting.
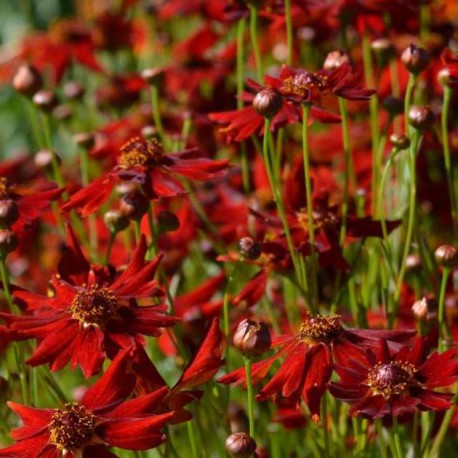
404,74,417,136
392,417,403,458
244,356,255,438
301,105,318,310
438,267,451,352
147,204,158,258
0,255,16,312
441,87,458,237
395,130,421,301
104,231,116,266
248,4,263,81
150,85,169,148
186,420,199,458
285,0,293,65
321,394,330,456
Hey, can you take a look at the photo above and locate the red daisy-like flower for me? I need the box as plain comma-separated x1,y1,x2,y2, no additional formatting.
0,349,179,457
61,136,229,217
1,235,178,377
218,313,415,417
330,337,458,419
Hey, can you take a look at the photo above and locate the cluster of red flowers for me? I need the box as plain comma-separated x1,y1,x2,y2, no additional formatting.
1,0,458,456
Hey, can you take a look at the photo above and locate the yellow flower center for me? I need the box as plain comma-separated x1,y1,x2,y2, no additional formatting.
118,136,164,169
299,314,343,344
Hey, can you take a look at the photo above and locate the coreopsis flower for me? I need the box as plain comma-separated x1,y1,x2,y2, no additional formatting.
62,136,229,217
0,349,178,457
218,313,415,417
1,235,178,377
330,337,458,419
0,177,63,233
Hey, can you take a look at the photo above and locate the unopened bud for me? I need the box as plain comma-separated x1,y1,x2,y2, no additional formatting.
405,254,422,275
412,297,437,322
382,96,404,117
434,245,458,268
252,88,282,119
238,237,261,260
63,81,85,100
141,125,159,140
0,229,18,255
225,432,257,458
157,210,180,232
233,319,271,357
408,105,435,130
34,149,55,171
0,200,19,227
371,38,395,65
73,132,95,150
53,105,73,122
141,67,165,86
323,50,351,70
389,133,410,150
120,192,149,221
12,64,42,96
401,44,430,74
104,210,129,233
227,403,249,433
33,90,58,112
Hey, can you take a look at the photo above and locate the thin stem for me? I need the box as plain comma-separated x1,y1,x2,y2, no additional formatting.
404,74,417,136
147,204,158,258
244,356,255,438
392,417,403,458
441,87,458,237
395,130,421,301
438,267,451,352
321,394,330,456
285,0,293,65
248,4,263,81
104,231,116,266
0,255,15,312
186,420,199,458
150,85,169,148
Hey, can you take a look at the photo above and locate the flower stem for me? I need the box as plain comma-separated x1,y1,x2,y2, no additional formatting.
441,86,458,237
150,85,169,149
104,231,116,266
0,255,15,312
248,4,263,81
395,130,421,302
186,420,199,458
301,104,318,309
285,0,293,65
244,356,255,438
438,267,451,352
392,417,404,458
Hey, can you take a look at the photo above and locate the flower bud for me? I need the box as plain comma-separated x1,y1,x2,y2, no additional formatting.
389,133,410,150
412,296,437,322
434,245,458,268
382,96,404,117
141,125,159,140
0,229,18,255
12,64,42,96
408,105,435,130
238,237,261,260
34,149,56,171
227,403,249,433
141,67,165,86
225,432,257,458
0,200,19,227
120,192,149,221
371,38,395,66
405,254,422,275
104,210,130,233
33,90,58,112
233,318,271,357
63,81,85,100
53,104,73,122
73,132,95,150
401,44,430,74
323,50,350,70
252,88,282,119
157,210,180,232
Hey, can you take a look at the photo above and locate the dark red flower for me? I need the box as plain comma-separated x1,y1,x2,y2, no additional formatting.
0,349,178,457
218,313,415,417
61,136,229,217
1,235,178,377
330,337,458,419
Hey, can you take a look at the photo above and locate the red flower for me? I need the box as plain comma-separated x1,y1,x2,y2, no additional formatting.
0,349,178,457
1,235,178,377
218,314,414,417
62,136,229,217
330,337,458,419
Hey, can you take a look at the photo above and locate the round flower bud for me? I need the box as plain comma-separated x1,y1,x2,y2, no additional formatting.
225,432,257,458
52,104,73,122
120,192,149,221
252,88,282,119
33,90,58,112
238,237,261,260
0,229,18,255
412,296,437,322
12,64,42,97
382,96,404,117
141,67,165,86
323,50,350,71
104,210,130,233
408,105,435,130
73,132,95,150
401,44,430,74
63,81,85,100
434,245,458,268
34,149,56,171
389,133,410,150
157,210,180,232
227,403,249,433
141,125,159,140
371,38,395,65
0,200,19,227
405,254,422,275
233,318,271,357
